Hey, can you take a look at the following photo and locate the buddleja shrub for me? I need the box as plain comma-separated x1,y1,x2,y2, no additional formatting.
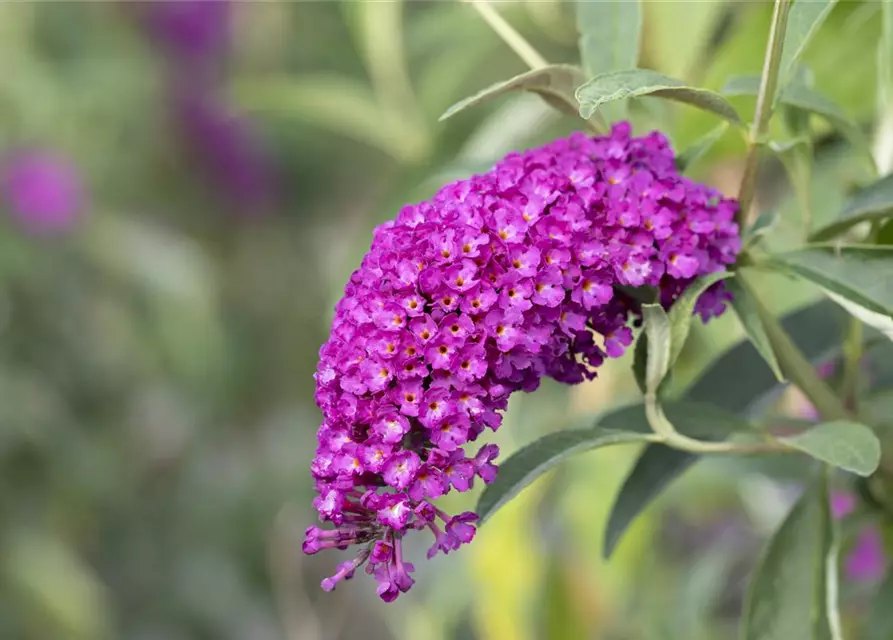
304,1,893,635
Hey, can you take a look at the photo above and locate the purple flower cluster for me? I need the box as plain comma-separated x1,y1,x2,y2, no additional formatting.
141,1,277,213
1,150,84,235
831,492,886,582
143,0,231,77
305,123,740,601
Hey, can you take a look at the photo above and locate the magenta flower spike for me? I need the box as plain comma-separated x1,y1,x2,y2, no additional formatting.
306,124,741,600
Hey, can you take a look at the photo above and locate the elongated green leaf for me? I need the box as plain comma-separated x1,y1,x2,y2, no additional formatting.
726,276,785,382
667,271,733,367
778,0,839,92
603,301,847,558
779,421,881,476
768,85,856,144
723,76,870,164
576,0,641,77
439,64,586,122
720,75,762,97
879,218,893,246
476,427,651,524
770,245,893,317
642,303,671,392
632,329,648,395
824,288,893,342
741,478,840,640
744,209,780,249
881,0,893,136
232,75,427,162
674,122,730,173
576,69,742,124
640,303,676,454
771,138,814,235
810,174,893,241
686,299,846,411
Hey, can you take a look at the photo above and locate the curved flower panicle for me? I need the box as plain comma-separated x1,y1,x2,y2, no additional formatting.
306,123,741,600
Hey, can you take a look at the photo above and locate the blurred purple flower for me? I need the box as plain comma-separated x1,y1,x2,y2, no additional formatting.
831,491,886,582
847,529,886,582
144,0,230,74
174,91,276,212
1,150,84,234
831,491,856,518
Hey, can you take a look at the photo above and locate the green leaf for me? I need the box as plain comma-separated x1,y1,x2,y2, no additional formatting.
576,0,641,77
822,289,893,342
723,76,871,165
750,279,850,421
641,1,726,81
575,0,641,123
881,0,893,126
744,209,780,249
720,75,763,97
878,218,893,246
642,303,671,393
769,245,893,317
740,478,841,640
778,421,881,476
439,64,586,122
667,271,733,368
810,174,893,241
777,0,840,92
231,74,429,163
726,276,785,382
688,299,846,411
864,568,893,640
770,138,814,235
674,122,730,173
576,69,742,124
632,330,648,395
639,303,678,450
476,427,651,525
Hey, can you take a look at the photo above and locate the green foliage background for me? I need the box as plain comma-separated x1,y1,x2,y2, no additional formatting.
0,2,890,639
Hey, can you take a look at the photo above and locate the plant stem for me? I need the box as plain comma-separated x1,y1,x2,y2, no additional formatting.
748,277,850,421
645,394,790,455
464,0,548,71
841,317,863,411
736,0,793,229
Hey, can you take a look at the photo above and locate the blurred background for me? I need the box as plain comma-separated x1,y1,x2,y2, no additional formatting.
0,2,887,639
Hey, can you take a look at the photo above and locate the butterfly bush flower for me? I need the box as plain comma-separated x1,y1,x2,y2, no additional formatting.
1,150,84,234
144,0,231,76
173,91,276,211
142,0,277,213
306,123,741,600
831,491,886,582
